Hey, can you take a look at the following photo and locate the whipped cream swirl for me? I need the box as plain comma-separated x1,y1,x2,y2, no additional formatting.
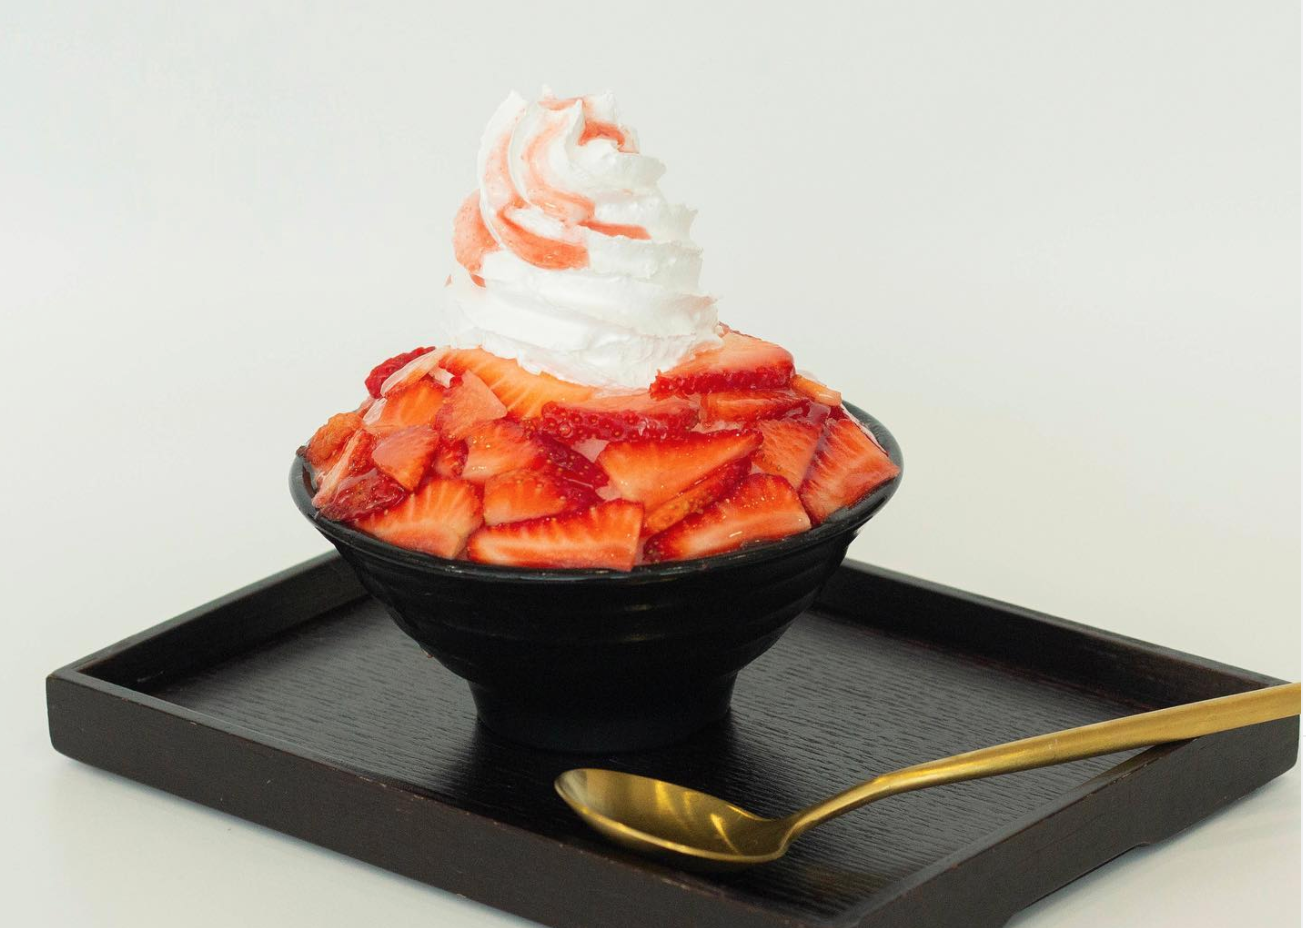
439,90,719,391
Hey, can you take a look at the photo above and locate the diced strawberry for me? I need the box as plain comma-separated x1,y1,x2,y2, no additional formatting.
434,440,467,478
651,330,794,399
755,419,824,489
790,372,842,406
363,378,446,438
483,469,599,525
312,430,377,507
302,411,363,471
366,347,435,398
371,426,441,491
435,372,507,441
535,433,609,487
318,471,407,522
641,459,749,537
597,429,761,510
644,474,811,562
379,348,449,396
537,394,698,441
353,478,482,558
462,420,545,483
799,418,900,524
466,500,644,570
699,390,809,423
442,348,595,419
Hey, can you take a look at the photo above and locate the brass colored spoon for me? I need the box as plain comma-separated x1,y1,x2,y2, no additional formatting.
556,682,1300,872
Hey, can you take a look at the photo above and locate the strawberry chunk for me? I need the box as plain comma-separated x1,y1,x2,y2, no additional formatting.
363,378,446,438
642,459,749,537
467,500,644,570
371,426,441,491
790,372,842,406
462,420,545,483
318,471,407,522
312,430,377,507
799,418,900,524
353,478,482,558
597,429,761,509
379,348,449,396
443,348,595,419
651,330,794,399
645,474,811,562
434,440,467,478
700,390,808,423
366,347,435,398
535,433,609,487
755,419,824,489
435,372,507,441
483,469,599,526
538,394,698,442
302,411,363,471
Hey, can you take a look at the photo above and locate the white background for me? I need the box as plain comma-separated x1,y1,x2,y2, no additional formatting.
2,1,1299,925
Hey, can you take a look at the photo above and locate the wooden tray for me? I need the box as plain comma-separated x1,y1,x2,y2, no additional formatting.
46,554,1297,928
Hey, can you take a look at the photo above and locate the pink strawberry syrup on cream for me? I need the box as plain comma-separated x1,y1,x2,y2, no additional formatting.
439,90,720,391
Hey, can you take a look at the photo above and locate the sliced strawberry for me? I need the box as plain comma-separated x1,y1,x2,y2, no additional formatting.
537,393,698,441
379,348,449,396
318,471,407,522
302,411,363,471
442,348,595,419
790,372,842,406
433,440,467,478
700,390,808,423
483,469,599,525
462,420,545,483
435,371,507,441
645,474,811,562
353,478,482,558
312,430,377,507
597,429,761,509
371,426,441,491
363,378,446,438
651,330,794,399
466,499,644,570
366,347,435,398
799,418,900,524
755,419,824,489
535,433,609,487
641,458,749,537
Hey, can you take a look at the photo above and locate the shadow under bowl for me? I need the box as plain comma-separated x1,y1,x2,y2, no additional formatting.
290,404,902,753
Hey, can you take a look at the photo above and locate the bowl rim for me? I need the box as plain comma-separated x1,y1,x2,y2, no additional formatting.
290,403,902,584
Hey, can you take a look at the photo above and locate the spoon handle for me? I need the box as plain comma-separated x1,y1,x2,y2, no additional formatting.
790,682,1300,835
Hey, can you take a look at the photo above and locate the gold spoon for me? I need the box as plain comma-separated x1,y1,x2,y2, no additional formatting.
556,682,1300,873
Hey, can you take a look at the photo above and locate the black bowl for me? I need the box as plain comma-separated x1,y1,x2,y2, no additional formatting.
290,404,902,752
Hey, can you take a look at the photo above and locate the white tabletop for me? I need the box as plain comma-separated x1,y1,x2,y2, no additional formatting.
4,2,1298,925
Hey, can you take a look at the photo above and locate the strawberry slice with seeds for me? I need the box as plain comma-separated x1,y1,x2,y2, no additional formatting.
641,458,749,537
644,474,811,562
363,378,446,438
790,372,842,406
799,418,900,524
755,419,824,489
371,426,441,491
700,389,809,423
302,411,363,472
651,330,794,399
318,470,407,522
443,348,595,419
312,430,377,506
353,478,482,558
433,440,467,479
597,429,760,509
483,469,599,525
435,372,507,441
535,433,609,487
467,500,644,570
462,420,545,483
366,347,435,398
538,393,698,442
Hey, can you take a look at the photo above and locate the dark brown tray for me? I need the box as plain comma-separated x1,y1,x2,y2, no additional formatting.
46,554,1297,928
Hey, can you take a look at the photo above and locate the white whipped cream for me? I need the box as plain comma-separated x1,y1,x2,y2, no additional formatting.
438,90,720,391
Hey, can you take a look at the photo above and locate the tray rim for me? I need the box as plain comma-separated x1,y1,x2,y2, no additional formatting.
45,555,1296,928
